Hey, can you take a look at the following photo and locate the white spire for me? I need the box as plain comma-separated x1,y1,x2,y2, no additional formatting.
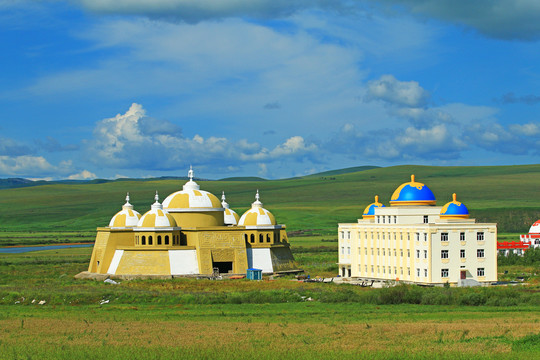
252,189,263,207
221,191,230,209
122,192,133,210
183,165,200,190
151,190,163,210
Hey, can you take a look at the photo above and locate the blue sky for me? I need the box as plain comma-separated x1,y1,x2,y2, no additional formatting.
1,0,540,180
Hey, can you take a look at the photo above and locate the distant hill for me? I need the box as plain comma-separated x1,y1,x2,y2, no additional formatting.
3,164,540,235
307,166,380,177
219,177,267,181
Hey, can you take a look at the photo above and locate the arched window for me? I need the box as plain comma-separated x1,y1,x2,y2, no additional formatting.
259,234,263,243
148,236,153,245
157,235,162,245
250,234,255,243
142,236,146,245
266,234,271,243
165,235,169,245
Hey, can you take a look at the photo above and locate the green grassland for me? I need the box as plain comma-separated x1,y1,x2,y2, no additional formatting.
0,247,539,359
2,164,540,240
1,165,540,358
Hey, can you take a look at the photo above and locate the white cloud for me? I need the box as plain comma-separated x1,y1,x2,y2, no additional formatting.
67,170,97,180
509,123,540,136
365,74,429,108
0,155,55,176
85,103,318,171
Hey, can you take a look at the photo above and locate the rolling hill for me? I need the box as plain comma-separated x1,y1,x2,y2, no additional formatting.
1,164,540,234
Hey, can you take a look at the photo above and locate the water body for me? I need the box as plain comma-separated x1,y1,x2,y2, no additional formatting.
0,244,93,254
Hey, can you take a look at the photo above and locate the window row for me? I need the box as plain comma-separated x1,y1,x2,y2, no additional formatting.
440,232,484,242
376,215,397,224
441,268,485,278
245,233,274,244
440,249,484,259
135,234,185,246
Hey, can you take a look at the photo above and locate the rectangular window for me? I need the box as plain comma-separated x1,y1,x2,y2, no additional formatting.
424,250,428,259
424,269,428,277
441,268,449,278
423,215,428,223
417,268,420,277
341,247,344,254
377,248,380,256
371,265,374,273
416,250,420,258
377,216,380,223
340,231,344,239
400,250,403,257
408,249,410,258
365,248,368,255
424,233,428,242
394,216,397,224
460,249,466,258
408,268,411,275
441,250,449,259
477,268,485,277
365,265,367,272
416,233,419,241
477,232,484,241
347,247,350,255
408,234,410,241
382,216,385,224
477,249,485,258
371,249,374,255
347,231,351,239
383,267,385,274
441,233,449,241
460,232,465,241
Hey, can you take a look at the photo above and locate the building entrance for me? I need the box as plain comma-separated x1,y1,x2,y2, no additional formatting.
213,261,233,274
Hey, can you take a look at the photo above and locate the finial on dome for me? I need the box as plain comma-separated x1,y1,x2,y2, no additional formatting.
122,192,134,210
125,192,131,205
252,189,263,207
183,165,200,190
221,191,230,209
375,195,379,203
452,193,457,202
411,174,415,183
151,190,163,209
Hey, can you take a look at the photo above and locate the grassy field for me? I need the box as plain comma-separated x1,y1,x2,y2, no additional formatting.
2,164,540,238
0,247,539,359
1,165,540,358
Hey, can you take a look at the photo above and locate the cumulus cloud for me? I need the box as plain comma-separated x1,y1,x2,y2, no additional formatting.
374,0,540,41
364,74,429,108
466,121,540,156
85,103,318,171
67,170,97,180
0,155,55,176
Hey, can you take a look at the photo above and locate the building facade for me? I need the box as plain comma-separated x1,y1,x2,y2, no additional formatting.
87,168,296,277
338,175,497,286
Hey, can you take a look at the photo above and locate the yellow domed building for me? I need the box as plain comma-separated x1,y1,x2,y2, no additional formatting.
88,168,296,277
338,175,497,286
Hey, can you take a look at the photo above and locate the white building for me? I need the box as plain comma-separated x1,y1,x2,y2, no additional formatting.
338,175,497,286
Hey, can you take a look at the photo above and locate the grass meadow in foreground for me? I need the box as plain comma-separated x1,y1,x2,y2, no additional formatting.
0,246,539,359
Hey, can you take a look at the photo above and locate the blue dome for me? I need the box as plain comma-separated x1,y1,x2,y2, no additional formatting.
440,193,469,218
363,195,385,218
390,175,436,206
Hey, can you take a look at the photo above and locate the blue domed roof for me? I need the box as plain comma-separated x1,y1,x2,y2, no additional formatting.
440,193,469,218
363,195,385,218
390,175,436,206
